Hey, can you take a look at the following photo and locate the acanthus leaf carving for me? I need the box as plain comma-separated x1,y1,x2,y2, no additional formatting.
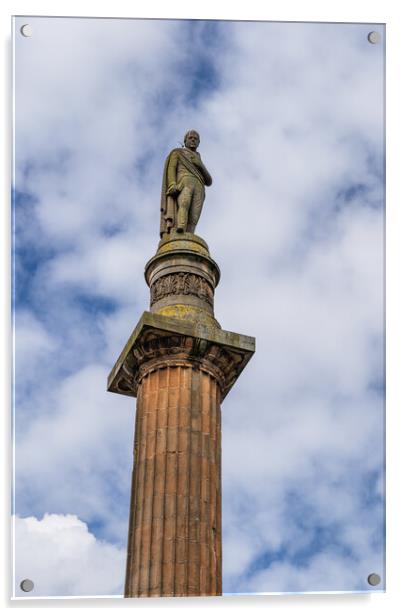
150,273,214,306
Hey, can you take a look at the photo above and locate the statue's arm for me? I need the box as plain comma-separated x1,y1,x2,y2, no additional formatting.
202,164,212,186
190,151,212,186
197,157,213,186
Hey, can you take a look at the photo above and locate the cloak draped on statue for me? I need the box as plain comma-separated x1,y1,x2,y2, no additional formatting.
160,148,205,238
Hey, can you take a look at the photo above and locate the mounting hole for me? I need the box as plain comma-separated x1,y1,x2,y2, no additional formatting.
367,573,381,586
20,24,32,37
20,578,34,592
367,31,380,44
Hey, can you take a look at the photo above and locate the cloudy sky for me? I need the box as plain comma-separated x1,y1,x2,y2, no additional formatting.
12,16,385,598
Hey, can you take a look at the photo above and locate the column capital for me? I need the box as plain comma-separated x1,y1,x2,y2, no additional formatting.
107,311,255,402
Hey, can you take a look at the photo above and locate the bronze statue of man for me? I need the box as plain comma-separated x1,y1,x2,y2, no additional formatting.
160,130,213,237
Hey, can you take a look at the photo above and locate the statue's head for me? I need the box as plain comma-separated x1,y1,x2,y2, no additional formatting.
184,130,200,150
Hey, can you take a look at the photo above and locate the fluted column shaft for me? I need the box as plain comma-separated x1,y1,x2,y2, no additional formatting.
124,362,222,597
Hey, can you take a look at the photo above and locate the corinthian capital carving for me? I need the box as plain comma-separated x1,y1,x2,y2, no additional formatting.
107,312,255,402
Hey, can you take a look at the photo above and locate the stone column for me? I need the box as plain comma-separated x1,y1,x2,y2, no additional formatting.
124,363,221,597
108,233,255,598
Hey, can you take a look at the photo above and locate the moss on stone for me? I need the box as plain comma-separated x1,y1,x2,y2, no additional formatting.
155,303,221,330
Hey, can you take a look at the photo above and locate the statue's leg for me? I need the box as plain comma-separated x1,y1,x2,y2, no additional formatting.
187,184,205,234
177,183,193,232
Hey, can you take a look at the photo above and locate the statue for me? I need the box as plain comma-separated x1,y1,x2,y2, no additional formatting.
160,130,213,237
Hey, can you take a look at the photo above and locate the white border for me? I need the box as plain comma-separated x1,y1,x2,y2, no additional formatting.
2,1,401,614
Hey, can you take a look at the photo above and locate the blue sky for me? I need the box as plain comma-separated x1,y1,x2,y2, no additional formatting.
12,17,385,597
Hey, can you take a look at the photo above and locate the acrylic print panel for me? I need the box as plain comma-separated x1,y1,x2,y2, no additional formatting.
12,16,385,598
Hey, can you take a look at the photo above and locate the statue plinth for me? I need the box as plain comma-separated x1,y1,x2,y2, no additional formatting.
108,234,255,597
145,232,220,329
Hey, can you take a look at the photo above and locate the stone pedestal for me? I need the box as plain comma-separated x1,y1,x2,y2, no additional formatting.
108,233,255,597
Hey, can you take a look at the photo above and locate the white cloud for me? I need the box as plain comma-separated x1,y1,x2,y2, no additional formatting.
15,363,134,544
46,232,151,304
247,550,379,593
14,17,184,257
13,513,126,597
14,311,56,369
